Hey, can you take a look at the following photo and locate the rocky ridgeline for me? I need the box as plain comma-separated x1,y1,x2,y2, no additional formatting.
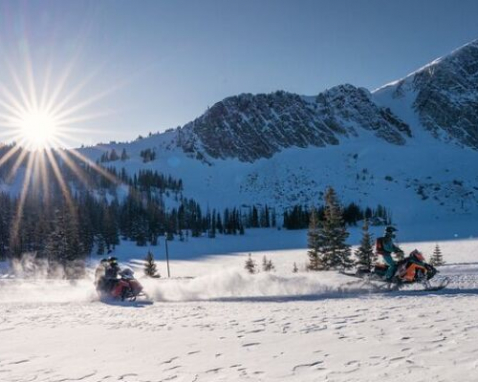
153,39,478,163
382,39,478,149
415,40,478,148
175,85,411,162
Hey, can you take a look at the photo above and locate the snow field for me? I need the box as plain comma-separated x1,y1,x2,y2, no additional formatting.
2,293,478,381
1,229,478,381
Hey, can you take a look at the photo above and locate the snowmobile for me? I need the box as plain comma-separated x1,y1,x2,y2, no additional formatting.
96,268,147,301
343,249,449,292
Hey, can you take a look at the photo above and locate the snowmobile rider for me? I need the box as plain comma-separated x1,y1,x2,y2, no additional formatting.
376,226,404,281
94,257,121,293
104,257,121,291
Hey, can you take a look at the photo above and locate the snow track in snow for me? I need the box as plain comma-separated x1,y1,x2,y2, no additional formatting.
1,237,478,381
2,289,478,382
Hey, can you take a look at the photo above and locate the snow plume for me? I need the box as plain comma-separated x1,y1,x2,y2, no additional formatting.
10,252,86,280
0,253,96,303
142,270,375,302
0,279,96,303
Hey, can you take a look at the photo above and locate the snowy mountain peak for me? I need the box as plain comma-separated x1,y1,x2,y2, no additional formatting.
374,38,478,149
176,86,410,162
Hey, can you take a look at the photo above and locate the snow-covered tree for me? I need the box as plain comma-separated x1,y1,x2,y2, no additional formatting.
292,262,299,273
144,250,159,277
109,149,119,161
307,207,324,270
354,219,376,271
44,206,85,278
245,254,257,274
96,236,106,256
308,188,352,270
429,244,445,266
120,148,129,161
262,256,275,272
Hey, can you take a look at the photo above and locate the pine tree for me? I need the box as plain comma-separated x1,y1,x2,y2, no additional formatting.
251,206,259,228
109,149,119,161
216,212,224,234
244,254,257,274
430,244,445,266
239,221,245,235
308,188,352,270
307,207,323,270
97,235,106,255
271,209,277,228
208,213,216,238
120,148,129,161
322,188,352,269
45,206,85,278
144,250,160,277
264,205,270,227
354,219,376,271
262,256,275,272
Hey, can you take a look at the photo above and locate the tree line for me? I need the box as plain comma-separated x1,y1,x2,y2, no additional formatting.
284,202,392,230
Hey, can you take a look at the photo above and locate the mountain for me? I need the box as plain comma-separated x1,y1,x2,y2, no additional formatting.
175,85,411,162
2,40,478,230
374,39,478,149
141,39,478,165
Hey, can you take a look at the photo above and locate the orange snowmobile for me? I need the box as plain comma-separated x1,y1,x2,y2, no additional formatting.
347,250,449,291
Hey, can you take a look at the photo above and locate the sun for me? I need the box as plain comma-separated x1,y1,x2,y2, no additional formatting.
18,110,59,150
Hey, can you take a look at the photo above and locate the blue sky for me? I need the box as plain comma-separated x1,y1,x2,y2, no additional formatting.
0,0,478,146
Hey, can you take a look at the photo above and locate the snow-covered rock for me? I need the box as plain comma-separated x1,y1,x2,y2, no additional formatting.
374,39,478,149
176,85,411,162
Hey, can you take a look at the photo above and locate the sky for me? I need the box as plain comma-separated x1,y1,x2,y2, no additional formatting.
0,0,478,147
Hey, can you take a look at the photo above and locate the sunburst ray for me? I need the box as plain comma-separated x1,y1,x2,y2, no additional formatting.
10,152,35,244
44,148,77,218
53,146,91,188
37,150,51,205
67,148,120,185
7,146,29,183
0,144,22,169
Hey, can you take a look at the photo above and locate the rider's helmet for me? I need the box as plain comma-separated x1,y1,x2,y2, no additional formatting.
107,256,118,265
410,249,425,262
384,226,397,237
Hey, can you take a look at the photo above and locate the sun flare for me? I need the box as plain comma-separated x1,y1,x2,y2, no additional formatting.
18,110,59,150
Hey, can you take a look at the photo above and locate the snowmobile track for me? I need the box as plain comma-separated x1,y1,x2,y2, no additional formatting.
340,271,450,293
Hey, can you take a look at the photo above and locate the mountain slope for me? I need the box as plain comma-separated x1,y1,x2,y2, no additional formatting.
175,85,411,162
374,39,478,149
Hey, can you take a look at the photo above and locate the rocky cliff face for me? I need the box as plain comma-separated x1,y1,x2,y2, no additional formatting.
376,39,478,149
414,40,478,148
177,85,411,162
165,39,478,163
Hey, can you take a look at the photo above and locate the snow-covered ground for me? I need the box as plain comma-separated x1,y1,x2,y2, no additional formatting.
1,228,478,381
